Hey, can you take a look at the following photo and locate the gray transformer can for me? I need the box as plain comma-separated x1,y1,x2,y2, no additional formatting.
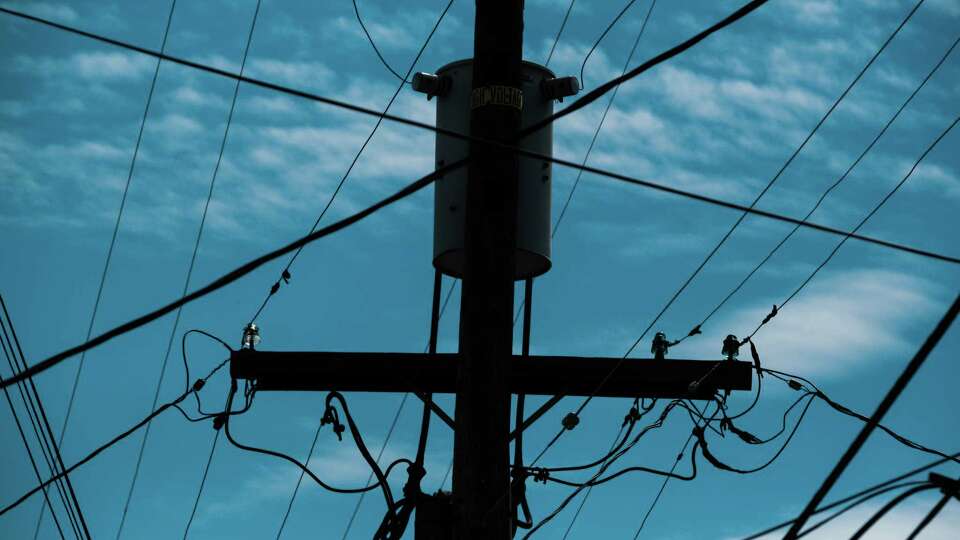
427,59,559,281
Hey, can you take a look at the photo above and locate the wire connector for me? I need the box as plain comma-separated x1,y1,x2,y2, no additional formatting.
561,412,579,431
192,379,206,393
212,413,226,431
321,405,345,441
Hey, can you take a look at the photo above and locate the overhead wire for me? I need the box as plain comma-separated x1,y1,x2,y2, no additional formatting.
632,0,927,356
248,0,455,325
44,0,181,528
0,356,233,518
0,314,68,539
783,292,960,538
684,31,959,337
849,483,939,539
352,0,408,83
6,0,959,395
1,297,87,539
545,0,576,67
796,480,929,539
268,4,456,537
746,114,959,342
741,449,960,539
114,1,263,538
578,0,639,89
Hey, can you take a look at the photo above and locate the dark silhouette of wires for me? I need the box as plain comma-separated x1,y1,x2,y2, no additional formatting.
353,0,408,83
1,296,88,539
741,449,960,538
0,302,69,539
784,292,960,538
248,0,455,325
0,356,232,518
115,2,263,538
630,0,926,357
687,30,959,339
746,114,959,345
578,0,639,89
7,0,958,395
850,483,939,539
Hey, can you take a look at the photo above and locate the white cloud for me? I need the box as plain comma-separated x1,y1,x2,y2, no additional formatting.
734,496,960,539
684,269,941,379
14,51,154,81
1,1,77,22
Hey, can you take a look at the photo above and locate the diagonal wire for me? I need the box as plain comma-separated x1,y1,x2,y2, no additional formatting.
0,312,68,539
623,0,927,358
579,0,638,89
545,0,576,67
2,298,88,538
271,3,455,538
690,30,959,340
747,113,959,341
249,0,455,325
116,1,261,537
181,429,221,539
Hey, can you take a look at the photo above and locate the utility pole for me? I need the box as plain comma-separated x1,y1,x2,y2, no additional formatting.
453,1,524,538
230,3,753,539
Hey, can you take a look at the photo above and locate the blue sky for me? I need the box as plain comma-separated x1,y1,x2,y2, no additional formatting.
1,0,959,538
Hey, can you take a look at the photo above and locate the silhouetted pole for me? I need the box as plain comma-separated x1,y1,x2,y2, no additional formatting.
452,1,524,538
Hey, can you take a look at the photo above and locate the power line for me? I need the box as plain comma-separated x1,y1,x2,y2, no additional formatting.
746,114,959,342
545,0,576,67
5,1,958,393
35,0,193,536
741,448,960,539
626,0,926,358
181,429,220,539
353,0,408,83
685,30,959,338
1,297,88,539
783,292,960,538
578,0,639,89
0,356,232,518
247,0,454,325
0,316,68,539
850,483,939,539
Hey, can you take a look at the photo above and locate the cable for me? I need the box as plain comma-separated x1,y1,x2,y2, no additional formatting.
553,0,656,237
796,481,928,538
850,484,938,539
116,3,262,538
742,451,960,539
1,297,87,539
7,5,959,393
545,0,576,67
691,32,959,335
249,0,455,324
47,0,182,529
748,114,960,343
353,0,407,83
783,292,960,538
559,424,627,539
0,329,68,539
907,475,960,540
579,0,638,89
181,429,220,539
0,356,230,518
638,0,927,355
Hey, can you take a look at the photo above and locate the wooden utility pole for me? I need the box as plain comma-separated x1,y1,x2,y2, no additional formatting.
453,1,524,538
229,3,754,539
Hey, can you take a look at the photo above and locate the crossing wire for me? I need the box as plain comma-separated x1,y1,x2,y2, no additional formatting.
624,0,927,358
545,0,576,67
1,297,87,539
0,308,68,539
517,0,933,518
265,2,456,537
784,292,960,538
129,3,265,538
684,30,960,340
746,115,959,342
7,0,960,394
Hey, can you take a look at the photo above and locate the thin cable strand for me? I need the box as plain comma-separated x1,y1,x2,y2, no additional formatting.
116,3,262,537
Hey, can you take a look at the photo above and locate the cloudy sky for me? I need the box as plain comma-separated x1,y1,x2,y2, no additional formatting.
1,0,959,538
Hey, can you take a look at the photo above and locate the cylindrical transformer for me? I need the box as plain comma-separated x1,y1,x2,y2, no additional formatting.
422,59,568,280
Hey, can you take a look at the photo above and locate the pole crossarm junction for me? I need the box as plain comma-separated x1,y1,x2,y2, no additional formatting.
229,350,752,400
